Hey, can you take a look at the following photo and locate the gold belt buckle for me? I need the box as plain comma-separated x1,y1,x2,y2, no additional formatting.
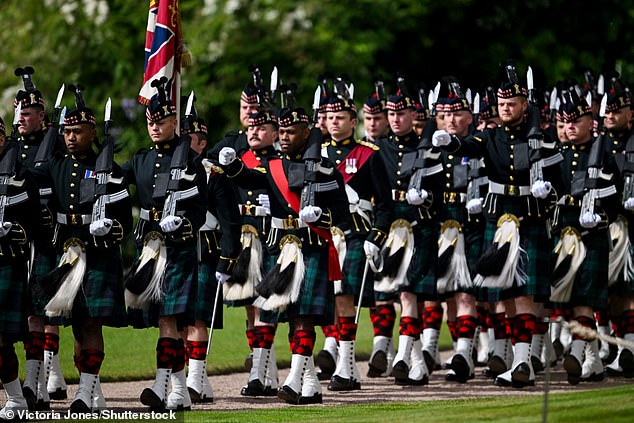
284,215,298,229
445,192,457,203
505,185,518,196
152,208,161,221
70,214,78,224
398,190,406,202
245,204,254,216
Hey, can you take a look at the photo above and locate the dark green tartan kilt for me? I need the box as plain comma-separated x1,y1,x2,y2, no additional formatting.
195,259,223,329
550,228,609,310
127,244,197,330
274,247,335,327
340,236,375,308
476,216,551,303
404,223,439,302
28,239,58,316
0,259,29,337
66,247,127,328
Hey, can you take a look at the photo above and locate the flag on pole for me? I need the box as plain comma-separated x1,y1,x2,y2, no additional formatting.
138,0,181,105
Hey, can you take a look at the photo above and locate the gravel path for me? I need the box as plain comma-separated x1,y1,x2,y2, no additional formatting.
27,351,633,413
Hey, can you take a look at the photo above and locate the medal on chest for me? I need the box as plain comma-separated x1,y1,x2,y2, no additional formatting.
345,157,357,174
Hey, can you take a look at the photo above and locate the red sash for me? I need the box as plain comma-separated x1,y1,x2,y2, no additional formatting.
241,150,260,169
335,143,375,184
269,158,342,282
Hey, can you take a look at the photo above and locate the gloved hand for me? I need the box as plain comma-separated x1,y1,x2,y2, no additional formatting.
159,215,183,233
257,193,270,208
405,188,428,205
219,147,237,166
466,198,483,214
299,205,322,223
624,197,634,211
215,271,231,284
0,222,12,238
89,218,113,236
363,240,380,261
432,129,452,147
579,212,601,229
530,180,552,199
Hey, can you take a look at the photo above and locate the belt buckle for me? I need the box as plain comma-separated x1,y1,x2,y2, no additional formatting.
505,185,518,196
398,190,406,202
284,215,298,230
445,192,457,203
245,204,254,216
152,208,161,221
70,214,78,225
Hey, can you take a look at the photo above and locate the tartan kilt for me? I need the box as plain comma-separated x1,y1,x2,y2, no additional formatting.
405,223,439,301
194,260,223,329
477,215,551,303
282,247,335,327
67,246,127,327
550,228,609,310
341,236,375,308
28,239,58,316
0,259,29,336
127,244,197,330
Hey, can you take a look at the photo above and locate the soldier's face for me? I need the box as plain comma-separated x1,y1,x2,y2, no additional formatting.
64,124,95,155
327,111,356,141
604,108,632,131
556,120,568,143
564,115,593,145
442,110,473,137
147,116,177,143
278,124,309,155
497,97,527,125
364,112,389,140
317,112,329,135
247,123,278,150
18,106,45,135
189,133,207,155
239,101,260,128
388,109,415,136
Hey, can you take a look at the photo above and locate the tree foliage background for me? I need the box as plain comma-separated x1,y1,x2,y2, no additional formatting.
1,0,633,160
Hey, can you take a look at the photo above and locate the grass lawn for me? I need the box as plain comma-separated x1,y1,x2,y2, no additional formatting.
17,307,453,382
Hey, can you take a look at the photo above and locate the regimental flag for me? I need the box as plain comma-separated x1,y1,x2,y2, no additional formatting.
138,0,181,105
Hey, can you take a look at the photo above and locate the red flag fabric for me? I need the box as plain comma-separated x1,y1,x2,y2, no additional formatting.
138,0,181,105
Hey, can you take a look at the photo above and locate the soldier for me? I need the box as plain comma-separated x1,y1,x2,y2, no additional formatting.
605,75,634,377
218,104,350,405
373,81,443,386
432,61,559,388
30,85,132,411
235,110,282,397
321,79,392,391
12,67,67,411
180,106,241,403
0,115,42,419
549,87,617,384
361,80,390,143
122,78,207,411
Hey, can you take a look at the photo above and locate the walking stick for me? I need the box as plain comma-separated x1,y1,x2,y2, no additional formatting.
205,278,224,356
354,259,371,325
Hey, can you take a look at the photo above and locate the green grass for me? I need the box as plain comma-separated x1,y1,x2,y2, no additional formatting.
17,307,453,382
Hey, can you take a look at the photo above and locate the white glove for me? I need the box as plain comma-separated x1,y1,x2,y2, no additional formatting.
405,188,428,205
219,147,237,166
624,197,634,211
0,222,12,238
89,218,113,236
298,205,322,223
579,212,601,229
215,271,231,284
159,215,183,233
530,180,552,199
432,129,452,147
466,198,483,214
257,193,270,208
363,240,380,261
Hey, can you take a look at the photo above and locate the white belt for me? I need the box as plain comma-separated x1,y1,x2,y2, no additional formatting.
488,181,531,196
350,198,373,224
238,204,270,217
56,213,91,225
271,216,307,230
140,208,185,221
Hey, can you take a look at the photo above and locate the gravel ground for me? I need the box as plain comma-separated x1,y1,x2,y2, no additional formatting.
21,351,633,413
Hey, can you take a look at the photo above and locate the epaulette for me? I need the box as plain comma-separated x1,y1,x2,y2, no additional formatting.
254,166,267,174
356,139,380,151
321,140,330,148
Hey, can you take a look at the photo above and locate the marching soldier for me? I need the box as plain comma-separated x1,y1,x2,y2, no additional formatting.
373,82,444,386
30,85,132,412
13,67,67,411
432,61,560,388
180,107,241,403
218,104,350,405
0,115,42,419
361,82,390,143
321,79,393,391
549,87,617,384
122,78,207,411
